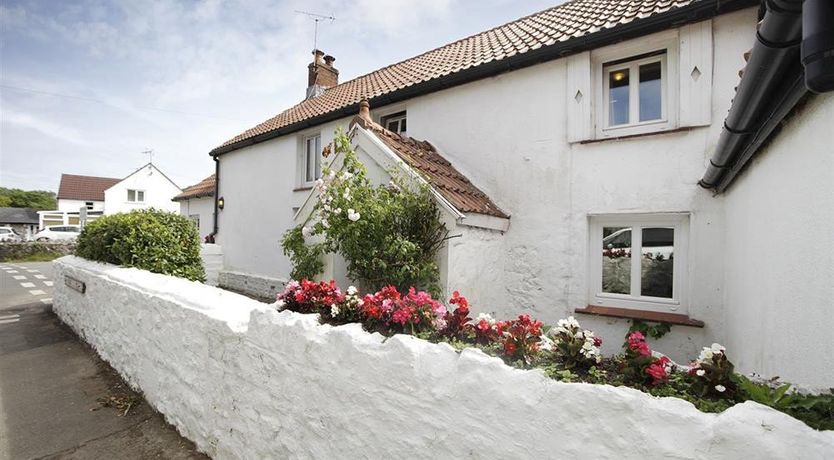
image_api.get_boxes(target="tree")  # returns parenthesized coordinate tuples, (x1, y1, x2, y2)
(0, 187, 57, 209)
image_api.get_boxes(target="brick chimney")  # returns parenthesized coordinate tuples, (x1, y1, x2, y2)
(306, 49, 339, 99)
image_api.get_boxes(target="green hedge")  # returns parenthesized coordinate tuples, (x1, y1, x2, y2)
(75, 209, 205, 282)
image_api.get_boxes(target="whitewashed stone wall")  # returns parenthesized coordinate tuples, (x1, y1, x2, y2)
(200, 244, 223, 286)
(52, 257, 833, 459)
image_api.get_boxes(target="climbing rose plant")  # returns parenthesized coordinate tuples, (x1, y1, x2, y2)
(281, 129, 449, 293)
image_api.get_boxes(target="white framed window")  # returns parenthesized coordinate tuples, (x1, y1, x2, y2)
(603, 52, 667, 130)
(381, 111, 407, 135)
(588, 213, 688, 314)
(301, 133, 322, 186)
(85, 201, 94, 210)
(189, 214, 200, 229)
(127, 189, 145, 203)
(592, 30, 679, 139)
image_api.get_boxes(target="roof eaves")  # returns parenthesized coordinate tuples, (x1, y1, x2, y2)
(210, 0, 758, 157)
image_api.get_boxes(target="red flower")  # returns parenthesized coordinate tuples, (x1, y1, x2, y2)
(627, 331, 651, 357)
(645, 356, 670, 385)
(593, 336, 603, 347)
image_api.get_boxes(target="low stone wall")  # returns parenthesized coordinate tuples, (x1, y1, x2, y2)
(217, 269, 285, 301)
(52, 256, 833, 459)
(0, 242, 75, 262)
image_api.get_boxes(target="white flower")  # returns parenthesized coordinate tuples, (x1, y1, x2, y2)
(321, 219, 330, 229)
(699, 347, 714, 361)
(275, 299, 285, 310)
(476, 313, 496, 325)
(714, 384, 726, 393)
(341, 171, 353, 179)
(347, 209, 360, 222)
(328, 169, 336, 179)
(711, 343, 726, 355)
(301, 226, 312, 238)
(323, 204, 331, 212)
(330, 304, 340, 317)
(315, 178, 324, 189)
(333, 207, 342, 215)
(696, 369, 706, 377)
(347, 286, 358, 296)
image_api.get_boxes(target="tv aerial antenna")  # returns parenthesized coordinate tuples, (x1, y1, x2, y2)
(141, 149, 154, 164)
(295, 10, 336, 52)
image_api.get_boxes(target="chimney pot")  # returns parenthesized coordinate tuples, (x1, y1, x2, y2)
(324, 55, 335, 66)
(306, 50, 339, 99)
(313, 49, 325, 65)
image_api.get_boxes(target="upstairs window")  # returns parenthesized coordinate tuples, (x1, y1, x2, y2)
(603, 51, 667, 131)
(127, 189, 145, 203)
(381, 111, 407, 136)
(302, 134, 322, 185)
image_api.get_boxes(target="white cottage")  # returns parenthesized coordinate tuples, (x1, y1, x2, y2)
(172, 174, 216, 241)
(209, 0, 834, 388)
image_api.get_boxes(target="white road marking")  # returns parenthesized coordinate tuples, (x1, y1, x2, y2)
(13, 275, 26, 280)
(20, 282, 35, 288)
(0, 314, 20, 320)
(26, 270, 39, 273)
(43, 281, 54, 286)
(41, 298, 52, 304)
(35, 274, 47, 279)
(0, 318, 20, 325)
(29, 289, 46, 295)
(7, 270, 18, 273)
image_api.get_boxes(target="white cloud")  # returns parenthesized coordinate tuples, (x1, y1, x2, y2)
(1, 109, 91, 146)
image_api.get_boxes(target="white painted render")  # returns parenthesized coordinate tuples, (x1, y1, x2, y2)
(57, 199, 104, 212)
(103, 163, 181, 215)
(722, 93, 834, 389)
(179, 196, 215, 240)
(52, 257, 834, 459)
(216, 8, 831, 384)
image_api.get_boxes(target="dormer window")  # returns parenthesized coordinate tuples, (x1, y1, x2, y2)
(381, 111, 407, 135)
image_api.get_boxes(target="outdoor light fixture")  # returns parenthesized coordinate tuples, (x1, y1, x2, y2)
(218, 196, 225, 210)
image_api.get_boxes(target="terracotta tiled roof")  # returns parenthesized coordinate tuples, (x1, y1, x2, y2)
(57, 174, 121, 201)
(355, 117, 508, 219)
(173, 174, 216, 201)
(214, 0, 707, 154)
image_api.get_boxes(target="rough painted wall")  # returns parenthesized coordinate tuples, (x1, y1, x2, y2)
(722, 94, 834, 389)
(52, 257, 833, 459)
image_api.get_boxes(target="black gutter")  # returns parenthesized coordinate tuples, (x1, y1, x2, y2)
(211, 0, 757, 157)
(212, 154, 220, 238)
(699, 0, 804, 192)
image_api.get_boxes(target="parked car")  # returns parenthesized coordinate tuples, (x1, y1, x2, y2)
(33, 225, 81, 242)
(602, 227, 674, 259)
(0, 226, 22, 243)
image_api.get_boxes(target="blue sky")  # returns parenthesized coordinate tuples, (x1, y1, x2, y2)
(0, 0, 561, 192)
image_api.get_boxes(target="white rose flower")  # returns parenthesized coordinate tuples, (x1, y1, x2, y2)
(321, 219, 330, 229)
(328, 169, 336, 179)
(347, 286, 358, 296)
(301, 226, 312, 238)
(696, 369, 706, 377)
(347, 209, 360, 222)
(334, 207, 342, 215)
(330, 304, 340, 317)
(714, 384, 726, 393)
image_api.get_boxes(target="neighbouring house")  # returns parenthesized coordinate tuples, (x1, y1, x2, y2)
(0, 207, 39, 240)
(172, 174, 216, 241)
(40, 163, 182, 228)
(209, 0, 833, 388)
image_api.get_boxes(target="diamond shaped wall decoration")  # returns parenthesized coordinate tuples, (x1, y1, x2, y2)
(575, 89, 583, 103)
(691, 66, 702, 81)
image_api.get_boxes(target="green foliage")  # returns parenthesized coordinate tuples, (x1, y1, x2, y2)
(282, 129, 449, 293)
(736, 376, 834, 431)
(0, 187, 57, 209)
(76, 209, 205, 281)
(626, 319, 672, 342)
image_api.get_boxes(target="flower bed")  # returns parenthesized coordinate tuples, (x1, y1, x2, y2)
(277, 279, 834, 431)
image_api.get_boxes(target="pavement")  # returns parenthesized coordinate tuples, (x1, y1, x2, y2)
(0, 261, 209, 460)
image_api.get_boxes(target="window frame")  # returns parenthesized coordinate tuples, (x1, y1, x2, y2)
(381, 111, 407, 135)
(299, 133, 322, 187)
(127, 189, 145, 203)
(602, 53, 668, 131)
(592, 29, 679, 139)
(588, 213, 689, 314)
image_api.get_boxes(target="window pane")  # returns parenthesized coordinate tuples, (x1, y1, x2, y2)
(137, 191, 144, 202)
(608, 69, 630, 126)
(305, 138, 314, 182)
(387, 120, 398, 132)
(127, 190, 135, 202)
(639, 62, 662, 122)
(602, 226, 631, 294)
(400, 118, 407, 134)
(314, 136, 321, 179)
(641, 227, 674, 298)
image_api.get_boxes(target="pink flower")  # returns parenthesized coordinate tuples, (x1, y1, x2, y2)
(645, 356, 670, 385)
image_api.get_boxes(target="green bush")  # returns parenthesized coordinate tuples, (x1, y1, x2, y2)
(75, 209, 205, 282)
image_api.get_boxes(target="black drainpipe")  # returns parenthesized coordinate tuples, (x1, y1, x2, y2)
(212, 154, 220, 238)
(699, 0, 804, 192)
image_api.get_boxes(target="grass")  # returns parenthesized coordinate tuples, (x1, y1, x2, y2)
(1, 252, 64, 263)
